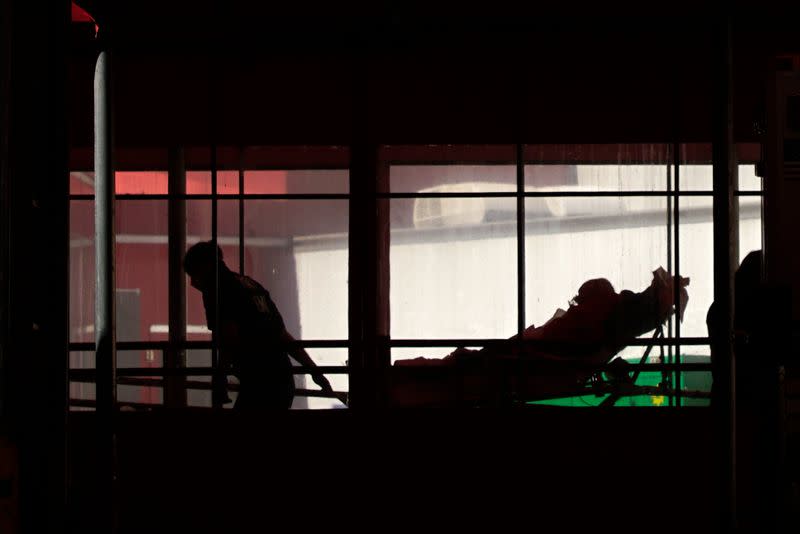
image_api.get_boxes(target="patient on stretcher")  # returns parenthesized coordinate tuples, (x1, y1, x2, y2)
(396, 267, 689, 369)
(391, 268, 689, 405)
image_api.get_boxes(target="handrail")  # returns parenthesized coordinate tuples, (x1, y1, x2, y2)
(68, 336, 713, 352)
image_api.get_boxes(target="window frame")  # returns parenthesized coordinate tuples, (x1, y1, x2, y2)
(68, 146, 352, 410)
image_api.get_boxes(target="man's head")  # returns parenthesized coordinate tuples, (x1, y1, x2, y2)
(184, 241, 225, 292)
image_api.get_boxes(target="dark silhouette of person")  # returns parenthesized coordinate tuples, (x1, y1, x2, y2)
(707, 249, 788, 530)
(394, 268, 689, 405)
(184, 241, 337, 409)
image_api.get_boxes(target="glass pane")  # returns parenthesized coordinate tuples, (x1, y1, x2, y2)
(69, 171, 170, 195)
(244, 199, 348, 340)
(678, 144, 712, 191)
(387, 145, 516, 193)
(116, 171, 168, 195)
(292, 348, 348, 410)
(69, 383, 96, 411)
(738, 164, 762, 192)
(118, 385, 163, 406)
(117, 349, 164, 406)
(70, 200, 94, 343)
(677, 164, 712, 192)
(71, 200, 170, 343)
(69, 350, 95, 369)
(391, 165, 516, 193)
(739, 195, 763, 264)
(391, 198, 517, 339)
(117, 349, 163, 369)
(245, 169, 348, 195)
(117, 200, 168, 341)
(185, 170, 239, 195)
(69, 350, 95, 411)
(187, 171, 210, 195)
(69, 171, 168, 195)
(678, 145, 763, 192)
(186, 386, 213, 408)
(186, 199, 212, 241)
(525, 197, 669, 337)
(678, 199, 714, 343)
(219, 200, 240, 274)
(70, 171, 95, 195)
(186, 349, 214, 408)
(678, 196, 761, 343)
(186, 200, 212, 339)
(525, 144, 670, 192)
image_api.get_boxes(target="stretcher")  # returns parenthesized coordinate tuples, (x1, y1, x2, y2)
(389, 268, 693, 407)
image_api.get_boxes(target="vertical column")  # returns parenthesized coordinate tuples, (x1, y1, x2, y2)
(375, 159, 391, 405)
(348, 54, 388, 409)
(6, 0, 71, 531)
(516, 143, 526, 336)
(210, 143, 222, 408)
(347, 62, 365, 410)
(672, 143, 681, 406)
(0, 0, 11, 429)
(711, 13, 737, 533)
(94, 45, 117, 531)
(238, 148, 245, 275)
(167, 147, 187, 407)
(349, 141, 383, 408)
(95, 50, 116, 421)
(666, 146, 674, 401)
(762, 52, 800, 534)
(208, 48, 223, 409)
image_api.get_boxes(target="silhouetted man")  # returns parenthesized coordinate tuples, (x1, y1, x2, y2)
(184, 241, 336, 409)
(707, 249, 788, 530)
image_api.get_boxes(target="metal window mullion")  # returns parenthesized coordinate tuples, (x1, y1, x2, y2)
(68, 362, 711, 380)
(93, 46, 117, 534)
(94, 50, 116, 414)
(211, 142, 221, 408)
(666, 148, 675, 404)
(167, 147, 187, 408)
(673, 142, 682, 406)
(712, 15, 737, 531)
(386, 337, 713, 347)
(378, 190, 717, 199)
(69, 336, 713, 352)
(348, 154, 366, 408)
(71, 339, 354, 351)
(516, 143, 525, 336)
(72, 190, 728, 201)
(239, 147, 245, 275)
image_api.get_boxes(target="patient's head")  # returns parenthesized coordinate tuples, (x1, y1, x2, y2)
(573, 278, 616, 306)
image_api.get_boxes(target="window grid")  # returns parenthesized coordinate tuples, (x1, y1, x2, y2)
(384, 144, 763, 407)
(70, 144, 763, 409)
(68, 147, 351, 410)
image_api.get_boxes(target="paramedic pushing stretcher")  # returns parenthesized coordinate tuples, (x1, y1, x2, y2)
(184, 241, 337, 409)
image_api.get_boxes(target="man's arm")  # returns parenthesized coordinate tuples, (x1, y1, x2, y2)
(281, 330, 344, 403)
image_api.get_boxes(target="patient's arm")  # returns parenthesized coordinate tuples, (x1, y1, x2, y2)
(605, 269, 689, 345)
